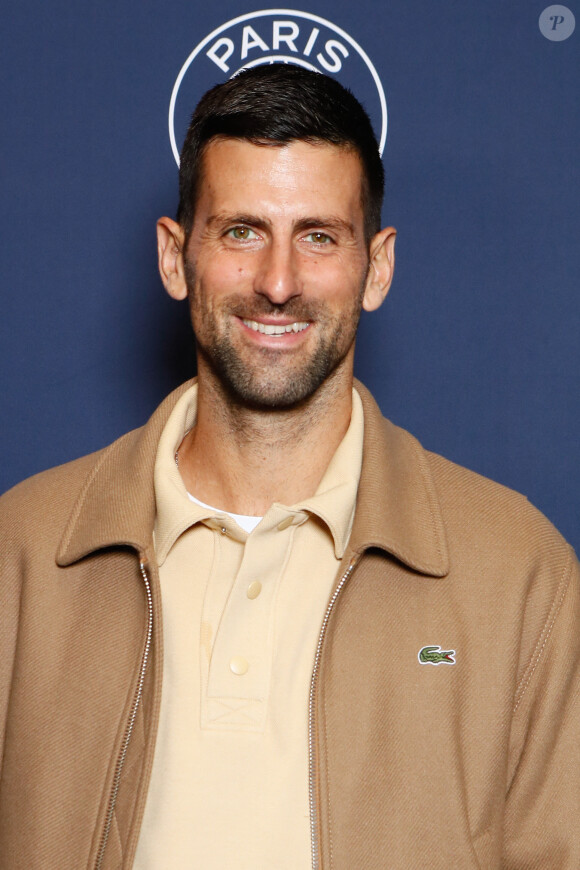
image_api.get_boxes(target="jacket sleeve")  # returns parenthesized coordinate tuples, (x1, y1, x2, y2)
(503, 545, 580, 867)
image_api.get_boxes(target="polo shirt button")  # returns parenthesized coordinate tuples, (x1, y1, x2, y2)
(247, 581, 262, 599)
(230, 656, 249, 675)
(277, 516, 294, 531)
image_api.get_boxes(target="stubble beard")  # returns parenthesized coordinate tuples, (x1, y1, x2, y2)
(184, 261, 364, 410)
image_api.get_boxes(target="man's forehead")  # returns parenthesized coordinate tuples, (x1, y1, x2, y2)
(196, 137, 365, 206)
(199, 136, 362, 176)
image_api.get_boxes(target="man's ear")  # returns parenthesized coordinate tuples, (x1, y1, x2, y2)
(362, 226, 397, 312)
(157, 217, 188, 301)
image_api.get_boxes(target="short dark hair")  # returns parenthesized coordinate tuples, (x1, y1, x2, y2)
(177, 64, 384, 243)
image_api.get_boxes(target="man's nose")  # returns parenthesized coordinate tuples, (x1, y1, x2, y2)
(254, 241, 301, 304)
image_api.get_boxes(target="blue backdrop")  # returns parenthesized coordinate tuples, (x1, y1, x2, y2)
(1, 1, 578, 550)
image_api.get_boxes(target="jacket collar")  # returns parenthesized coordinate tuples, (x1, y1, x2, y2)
(57, 379, 449, 577)
(350, 381, 449, 577)
(57, 382, 193, 566)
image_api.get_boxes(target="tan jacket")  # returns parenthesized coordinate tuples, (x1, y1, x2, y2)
(1, 381, 579, 869)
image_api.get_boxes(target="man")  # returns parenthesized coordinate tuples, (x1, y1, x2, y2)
(0, 65, 579, 869)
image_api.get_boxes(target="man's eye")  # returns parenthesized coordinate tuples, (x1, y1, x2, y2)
(227, 226, 258, 241)
(304, 231, 333, 245)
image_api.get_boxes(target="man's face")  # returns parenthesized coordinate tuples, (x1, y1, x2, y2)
(182, 138, 378, 409)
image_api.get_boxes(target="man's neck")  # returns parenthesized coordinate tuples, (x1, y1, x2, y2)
(176, 371, 354, 517)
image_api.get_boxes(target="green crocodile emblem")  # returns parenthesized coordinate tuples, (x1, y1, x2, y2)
(418, 645, 456, 665)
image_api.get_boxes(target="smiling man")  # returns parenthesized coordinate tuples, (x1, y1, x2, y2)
(157, 134, 394, 515)
(1, 65, 580, 869)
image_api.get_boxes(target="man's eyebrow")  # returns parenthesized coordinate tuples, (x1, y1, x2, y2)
(206, 213, 271, 231)
(206, 213, 356, 237)
(293, 217, 356, 237)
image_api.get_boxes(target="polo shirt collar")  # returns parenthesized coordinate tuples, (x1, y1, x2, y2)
(153, 385, 364, 564)
(290, 388, 363, 558)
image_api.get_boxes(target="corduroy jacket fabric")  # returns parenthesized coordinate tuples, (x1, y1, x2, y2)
(1, 380, 579, 869)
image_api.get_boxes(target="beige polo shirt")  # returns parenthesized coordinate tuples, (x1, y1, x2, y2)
(134, 384, 363, 869)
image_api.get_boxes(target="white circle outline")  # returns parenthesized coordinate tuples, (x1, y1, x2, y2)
(168, 8, 388, 164)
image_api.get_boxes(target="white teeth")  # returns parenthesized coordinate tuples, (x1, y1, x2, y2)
(243, 319, 309, 335)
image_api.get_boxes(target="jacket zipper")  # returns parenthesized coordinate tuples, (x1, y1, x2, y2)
(94, 558, 154, 870)
(308, 552, 361, 870)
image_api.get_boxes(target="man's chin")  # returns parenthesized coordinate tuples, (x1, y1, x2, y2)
(223, 380, 320, 411)
(218, 366, 330, 411)
(199, 337, 346, 410)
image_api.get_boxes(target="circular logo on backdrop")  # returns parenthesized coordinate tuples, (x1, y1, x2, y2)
(539, 5, 576, 40)
(169, 9, 387, 165)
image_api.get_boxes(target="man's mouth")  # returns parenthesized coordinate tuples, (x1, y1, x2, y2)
(242, 319, 309, 335)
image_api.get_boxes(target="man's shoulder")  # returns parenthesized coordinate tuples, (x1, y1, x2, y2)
(0, 380, 193, 534)
(424, 444, 559, 538)
(381, 420, 578, 625)
(423, 441, 527, 506)
(357, 380, 573, 564)
(360, 383, 572, 573)
(414, 438, 575, 583)
(0, 427, 143, 542)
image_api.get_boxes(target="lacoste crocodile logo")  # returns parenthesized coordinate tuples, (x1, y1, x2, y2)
(418, 645, 456, 665)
